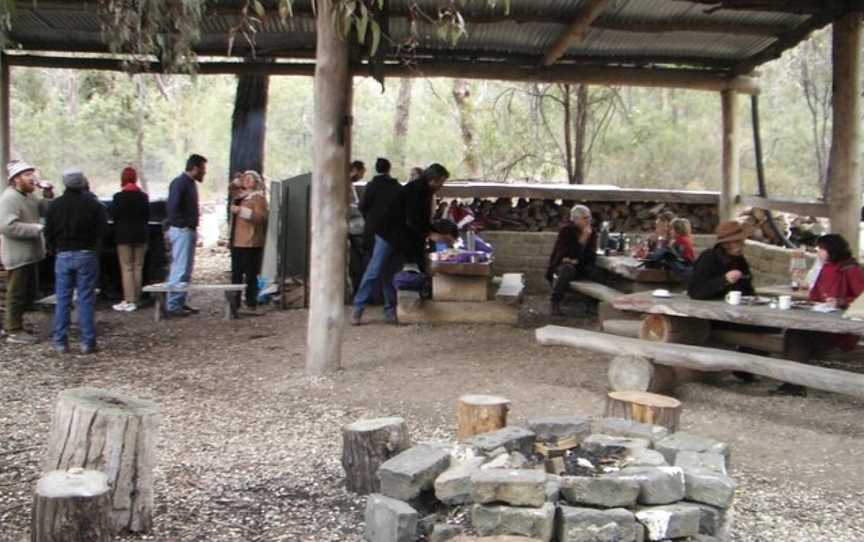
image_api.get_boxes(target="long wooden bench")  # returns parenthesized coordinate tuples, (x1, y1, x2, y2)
(142, 283, 245, 322)
(568, 280, 623, 303)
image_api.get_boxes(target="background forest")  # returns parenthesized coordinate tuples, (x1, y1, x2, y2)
(8, 27, 854, 202)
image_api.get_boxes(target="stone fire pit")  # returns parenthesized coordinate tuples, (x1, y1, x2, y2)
(361, 416, 735, 542)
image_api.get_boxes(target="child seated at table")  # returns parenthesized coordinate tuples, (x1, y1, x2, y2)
(671, 218, 696, 264)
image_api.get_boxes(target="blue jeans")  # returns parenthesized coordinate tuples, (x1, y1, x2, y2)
(53, 250, 98, 348)
(167, 227, 196, 312)
(352, 235, 398, 317)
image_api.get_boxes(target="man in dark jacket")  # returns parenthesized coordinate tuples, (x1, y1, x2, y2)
(351, 158, 402, 325)
(547, 204, 598, 316)
(165, 154, 207, 316)
(389, 163, 450, 272)
(44, 169, 107, 354)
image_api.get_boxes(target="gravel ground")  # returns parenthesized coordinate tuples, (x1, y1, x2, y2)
(3, 247, 864, 541)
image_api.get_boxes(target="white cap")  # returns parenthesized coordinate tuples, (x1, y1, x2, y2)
(7, 160, 35, 182)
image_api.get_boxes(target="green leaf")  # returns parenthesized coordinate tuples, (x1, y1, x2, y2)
(357, 4, 368, 45)
(370, 19, 381, 56)
(253, 0, 266, 17)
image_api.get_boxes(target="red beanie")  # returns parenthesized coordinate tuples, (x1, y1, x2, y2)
(121, 167, 138, 186)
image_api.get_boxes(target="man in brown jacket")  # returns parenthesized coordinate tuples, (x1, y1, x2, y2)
(229, 170, 268, 310)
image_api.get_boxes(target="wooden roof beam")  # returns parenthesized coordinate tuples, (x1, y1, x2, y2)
(541, 0, 611, 67)
(669, 0, 846, 15)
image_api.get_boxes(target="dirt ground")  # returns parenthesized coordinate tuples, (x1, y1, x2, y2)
(3, 248, 864, 541)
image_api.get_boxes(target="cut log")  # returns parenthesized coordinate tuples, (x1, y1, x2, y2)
(605, 391, 682, 432)
(639, 314, 711, 345)
(535, 325, 864, 399)
(456, 394, 511, 441)
(31, 468, 113, 542)
(432, 274, 490, 302)
(43, 388, 160, 534)
(341, 417, 411, 495)
(601, 319, 641, 338)
(607, 355, 678, 394)
(568, 280, 622, 303)
(495, 273, 525, 305)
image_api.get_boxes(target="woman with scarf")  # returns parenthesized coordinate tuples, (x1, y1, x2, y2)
(111, 167, 150, 312)
(229, 170, 268, 310)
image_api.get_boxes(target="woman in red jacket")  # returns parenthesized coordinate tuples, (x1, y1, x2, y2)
(781, 233, 864, 395)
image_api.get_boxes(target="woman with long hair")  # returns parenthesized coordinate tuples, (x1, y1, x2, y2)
(229, 170, 268, 310)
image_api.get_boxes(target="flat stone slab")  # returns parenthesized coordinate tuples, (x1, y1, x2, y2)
(471, 469, 547, 508)
(613, 467, 685, 505)
(635, 503, 701, 541)
(557, 506, 641, 542)
(471, 502, 555, 542)
(435, 457, 485, 505)
(682, 468, 737, 509)
(378, 444, 451, 501)
(527, 416, 591, 444)
(364, 493, 419, 542)
(654, 432, 729, 465)
(559, 476, 640, 508)
(430, 524, 462, 542)
(674, 451, 727, 475)
(591, 417, 670, 444)
(691, 503, 732, 538)
(545, 475, 560, 503)
(464, 427, 536, 456)
(621, 448, 668, 469)
(582, 434, 651, 456)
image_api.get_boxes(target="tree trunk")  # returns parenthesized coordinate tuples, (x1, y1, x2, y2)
(42, 388, 160, 534)
(456, 394, 511, 441)
(307, 0, 351, 376)
(452, 79, 481, 177)
(341, 417, 411, 495)
(390, 77, 414, 172)
(562, 84, 574, 183)
(229, 74, 270, 178)
(605, 391, 682, 432)
(31, 468, 112, 542)
(572, 83, 589, 184)
(135, 77, 148, 192)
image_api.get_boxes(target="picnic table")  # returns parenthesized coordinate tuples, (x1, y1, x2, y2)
(594, 254, 685, 293)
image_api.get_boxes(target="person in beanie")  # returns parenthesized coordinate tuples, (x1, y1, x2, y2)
(44, 168, 107, 354)
(546, 204, 598, 316)
(111, 166, 150, 312)
(165, 154, 207, 317)
(0, 160, 53, 343)
(688, 220, 755, 300)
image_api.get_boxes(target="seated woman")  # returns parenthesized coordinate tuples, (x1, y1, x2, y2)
(546, 204, 597, 316)
(688, 221, 754, 300)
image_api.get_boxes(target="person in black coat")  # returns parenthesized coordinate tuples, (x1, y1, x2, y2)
(688, 220, 755, 300)
(546, 204, 598, 316)
(111, 167, 150, 311)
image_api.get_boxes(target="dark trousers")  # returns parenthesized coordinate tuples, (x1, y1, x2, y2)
(231, 247, 263, 308)
(4, 263, 37, 332)
(551, 263, 596, 303)
(348, 234, 368, 297)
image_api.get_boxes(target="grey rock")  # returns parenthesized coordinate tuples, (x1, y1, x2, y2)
(429, 523, 462, 542)
(557, 506, 640, 542)
(691, 535, 722, 542)
(435, 457, 485, 505)
(418, 513, 440, 537)
(674, 451, 727, 475)
(691, 502, 733, 538)
(654, 432, 729, 465)
(613, 467, 685, 505)
(464, 427, 536, 456)
(471, 469, 547, 507)
(591, 418, 670, 444)
(559, 476, 640, 508)
(487, 447, 508, 458)
(683, 468, 736, 509)
(471, 502, 555, 542)
(378, 444, 451, 501)
(582, 434, 651, 456)
(545, 474, 560, 503)
(527, 416, 591, 444)
(635, 503, 701, 541)
(482, 452, 527, 470)
(364, 493, 419, 542)
(621, 449, 669, 468)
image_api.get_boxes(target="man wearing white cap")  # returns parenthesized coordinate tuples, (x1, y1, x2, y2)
(0, 160, 53, 343)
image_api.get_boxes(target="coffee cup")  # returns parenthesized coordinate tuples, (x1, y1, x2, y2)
(725, 291, 742, 305)
(778, 295, 792, 310)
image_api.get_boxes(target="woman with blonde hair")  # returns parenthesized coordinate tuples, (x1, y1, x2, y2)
(229, 170, 268, 310)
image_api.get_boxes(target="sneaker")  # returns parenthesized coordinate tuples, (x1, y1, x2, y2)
(384, 312, 398, 325)
(6, 332, 38, 344)
(124, 303, 137, 312)
(53, 343, 69, 354)
(79, 344, 98, 355)
(350, 310, 364, 326)
(112, 301, 129, 312)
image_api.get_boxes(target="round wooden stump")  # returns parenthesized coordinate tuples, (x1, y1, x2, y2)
(43, 388, 160, 534)
(341, 417, 411, 495)
(456, 394, 511, 441)
(607, 355, 678, 394)
(639, 314, 711, 383)
(31, 468, 112, 542)
(605, 390, 682, 432)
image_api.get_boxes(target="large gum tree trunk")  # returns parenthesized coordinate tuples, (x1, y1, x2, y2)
(452, 78, 481, 178)
(229, 74, 270, 177)
(390, 78, 414, 172)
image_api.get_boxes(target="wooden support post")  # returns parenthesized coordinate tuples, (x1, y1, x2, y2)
(31, 468, 112, 542)
(341, 417, 411, 495)
(541, 0, 611, 66)
(456, 394, 511, 441)
(0, 53, 10, 167)
(307, 0, 352, 376)
(719, 89, 740, 221)
(827, 12, 862, 257)
(605, 391, 682, 432)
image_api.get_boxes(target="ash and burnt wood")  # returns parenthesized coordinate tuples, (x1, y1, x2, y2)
(605, 390, 682, 432)
(607, 354, 678, 394)
(341, 417, 410, 495)
(456, 394, 511, 441)
(31, 468, 112, 542)
(42, 388, 160, 534)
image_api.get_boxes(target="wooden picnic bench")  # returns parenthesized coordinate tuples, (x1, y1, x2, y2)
(142, 283, 245, 322)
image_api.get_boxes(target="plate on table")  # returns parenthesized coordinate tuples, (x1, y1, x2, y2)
(740, 296, 771, 305)
(652, 289, 672, 298)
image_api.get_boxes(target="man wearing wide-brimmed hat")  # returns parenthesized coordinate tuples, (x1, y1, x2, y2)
(688, 220, 755, 300)
(0, 160, 53, 343)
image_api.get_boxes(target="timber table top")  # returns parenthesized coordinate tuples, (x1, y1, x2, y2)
(758, 284, 810, 301)
(596, 254, 684, 284)
(611, 291, 864, 335)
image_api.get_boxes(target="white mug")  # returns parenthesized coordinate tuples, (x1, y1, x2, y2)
(778, 295, 792, 310)
(725, 291, 742, 305)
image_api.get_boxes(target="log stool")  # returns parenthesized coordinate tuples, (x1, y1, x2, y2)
(605, 390, 682, 432)
(607, 355, 678, 394)
(640, 314, 711, 383)
(43, 388, 160, 534)
(456, 394, 510, 441)
(31, 468, 113, 542)
(341, 417, 411, 495)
